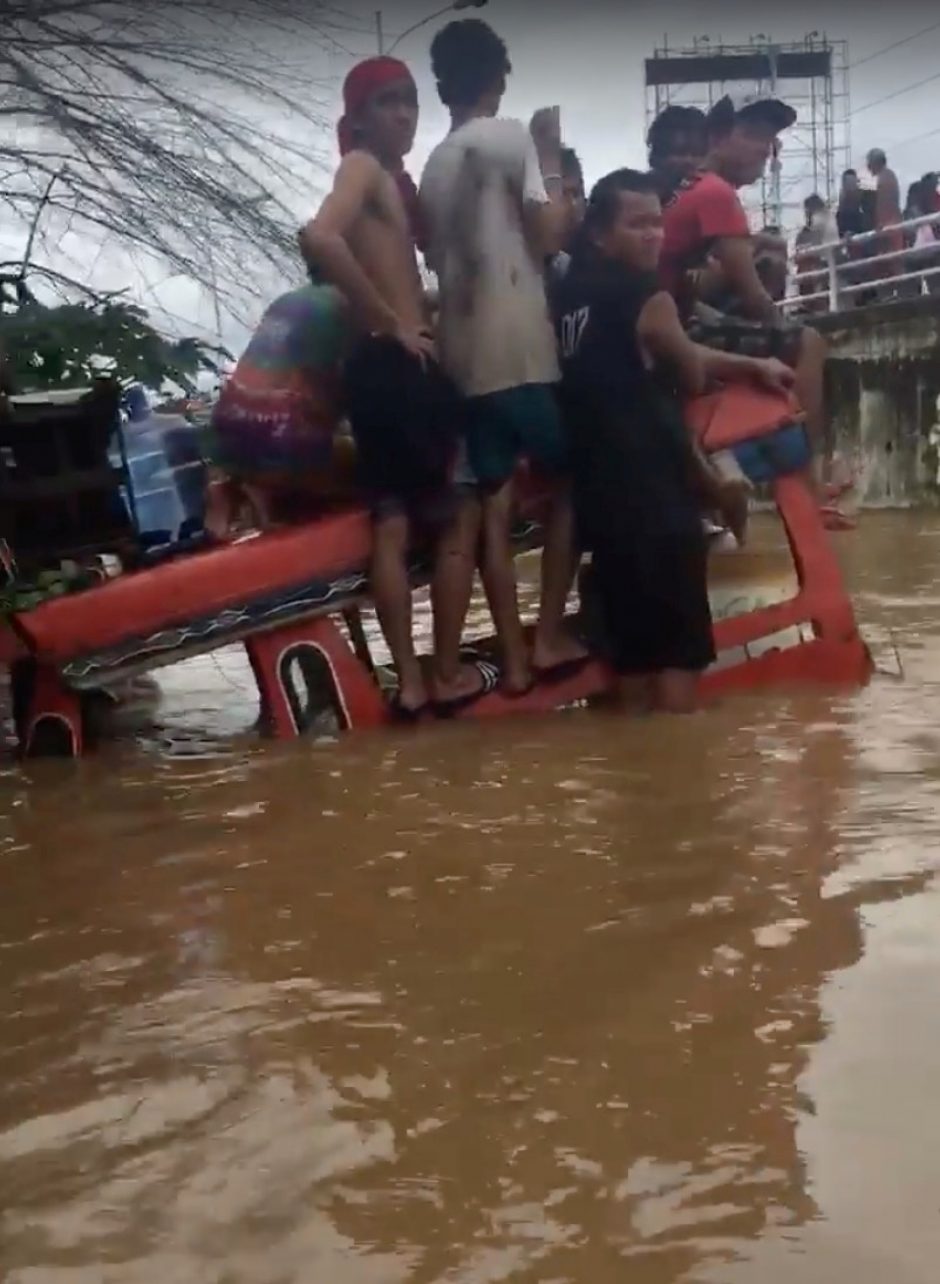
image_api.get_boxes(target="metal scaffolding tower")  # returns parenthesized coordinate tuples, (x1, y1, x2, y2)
(645, 34, 850, 233)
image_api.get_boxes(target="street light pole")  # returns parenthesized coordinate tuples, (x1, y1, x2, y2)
(375, 0, 488, 56)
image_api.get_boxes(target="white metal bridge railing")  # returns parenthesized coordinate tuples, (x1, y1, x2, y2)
(783, 211, 940, 313)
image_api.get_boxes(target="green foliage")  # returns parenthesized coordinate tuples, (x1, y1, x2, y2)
(0, 299, 228, 394)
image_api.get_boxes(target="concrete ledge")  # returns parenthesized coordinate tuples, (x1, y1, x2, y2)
(815, 296, 940, 506)
(816, 294, 940, 340)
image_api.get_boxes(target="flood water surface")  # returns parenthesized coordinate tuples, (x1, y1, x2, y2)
(2, 513, 940, 1282)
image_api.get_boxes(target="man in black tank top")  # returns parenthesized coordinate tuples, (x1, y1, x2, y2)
(553, 169, 794, 714)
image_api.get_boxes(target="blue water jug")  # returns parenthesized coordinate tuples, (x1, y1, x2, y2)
(114, 406, 207, 550)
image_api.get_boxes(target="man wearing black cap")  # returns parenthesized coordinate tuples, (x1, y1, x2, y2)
(659, 94, 849, 528)
(660, 93, 795, 318)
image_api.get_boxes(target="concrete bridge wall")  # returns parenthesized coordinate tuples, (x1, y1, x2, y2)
(818, 296, 940, 507)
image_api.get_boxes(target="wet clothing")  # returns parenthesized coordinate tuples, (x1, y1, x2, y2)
(586, 537, 714, 674)
(659, 172, 804, 364)
(420, 116, 560, 398)
(553, 254, 714, 675)
(344, 333, 460, 526)
(210, 284, 347, 476)
(660, 172, 750, 310)
(685, 303, 803, 366)
(463, 383, 567, 491)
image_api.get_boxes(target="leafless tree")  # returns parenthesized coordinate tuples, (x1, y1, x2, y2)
(0, 0, 369, 314)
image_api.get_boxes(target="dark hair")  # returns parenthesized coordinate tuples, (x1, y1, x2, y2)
(561, 147, 583, 181)
(905, 180, 924, 218)
(647, 105, 707, 165)
(804, 193, 825, 213)
(570, 168, 657, 262)
(430, 19, 511, 109)
(707, 95, 794, 144)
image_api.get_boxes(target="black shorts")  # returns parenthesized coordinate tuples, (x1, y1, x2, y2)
(586, 534, 715, 675)
(344, 334, 460, 525)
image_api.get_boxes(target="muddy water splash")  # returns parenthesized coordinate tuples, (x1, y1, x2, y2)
(2, 514, 940, 1283)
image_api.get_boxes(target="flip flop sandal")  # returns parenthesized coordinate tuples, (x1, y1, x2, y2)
(387, 693, 431, 724)
(431, 660, 501, 719)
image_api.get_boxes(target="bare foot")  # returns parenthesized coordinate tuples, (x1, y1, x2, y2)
(532, 627, 589, 675)
(430, 661, 491, 707)
(824, 457, 857, 502)
(717, 478, 752, 547)
(394, 667, 429, 715)
(501, 664, 534, 697)
(823, 478, 853, 502)
(821, 504, 856, 532)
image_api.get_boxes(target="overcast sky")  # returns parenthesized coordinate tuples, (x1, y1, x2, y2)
(13, 0, 940, 357)
(247, 0, 940, 353)
(358, 0, 940, 187)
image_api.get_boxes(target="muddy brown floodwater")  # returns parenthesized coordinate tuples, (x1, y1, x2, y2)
(2, 512, 940, 1283)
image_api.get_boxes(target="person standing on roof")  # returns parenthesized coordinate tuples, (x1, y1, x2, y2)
(554, 168, 792, 714)
(420, 18, 589, 702)
(301, 56, 490, 722)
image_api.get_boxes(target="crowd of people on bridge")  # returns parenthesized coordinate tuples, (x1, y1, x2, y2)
(795, 153, 940, 307)
(213, 18, 857, 720)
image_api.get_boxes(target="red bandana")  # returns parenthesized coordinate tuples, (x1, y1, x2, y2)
(337, 57, 426, 251)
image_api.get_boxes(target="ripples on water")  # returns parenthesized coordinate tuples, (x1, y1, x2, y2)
(2, 514, 940, 1283)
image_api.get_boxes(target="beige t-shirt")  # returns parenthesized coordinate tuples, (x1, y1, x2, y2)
(419, 117, 560, 398)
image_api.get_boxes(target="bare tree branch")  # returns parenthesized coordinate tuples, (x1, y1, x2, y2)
(20, 166, 62, 275)
(0, 259, 122, 305)
(0, 0, 345, 320)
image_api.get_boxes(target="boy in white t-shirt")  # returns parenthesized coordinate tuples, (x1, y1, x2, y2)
(420, 19, 588, 697)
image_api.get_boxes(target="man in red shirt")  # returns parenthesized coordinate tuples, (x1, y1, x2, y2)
(660, 94, 795, 318)
(660, 94, 849, 527)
